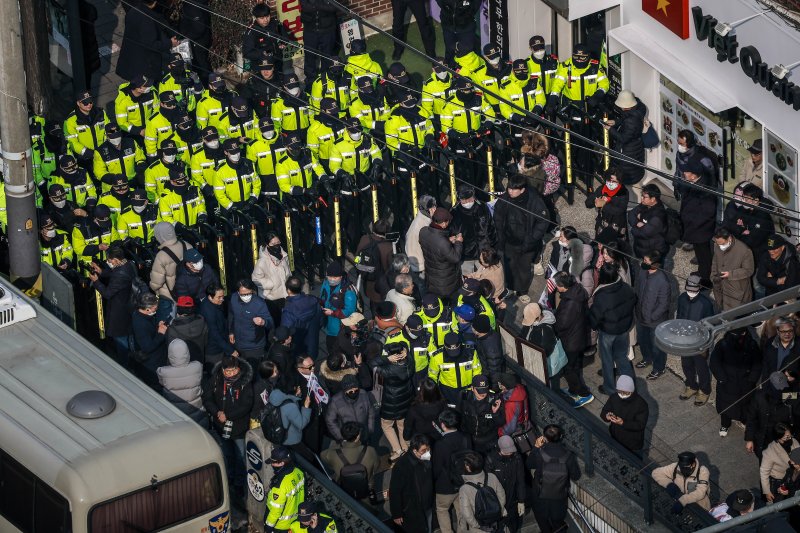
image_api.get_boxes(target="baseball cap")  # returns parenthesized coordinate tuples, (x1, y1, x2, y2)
(177, 295, 195, 308)
(259, 117, 275, 133)
(454, 304, 475, 322)
(222, 138, 240, 152)
(297, 501, 317, 521)
(356, 76, 373, 91)
(201, 126, 219, 141)
(160, 138, 178, 155)
(398, 92, 418, 107)
(319, 97, 338, 115)
(767, 234, 786, 250)
(472, 374, 489, 392)
(388, 62, 409, 83)
(184, 248, 203, 263)
(444, 332, 461, 357)
(94, 204, 112, 219)
(130, 189, 148, 207)
(747, 139, 762, 154)
(341, 312, 365, 327)
(431, 207, 452, 223)
(208, 72, 226, 90)
(48, 183, 66, 198)
(498, 435, 516, 454)
(168, 53, 184, 67)
(168, 167, 188, 183)
(76, 90, 94, 105)
(39, 212, 55, 228)
(284, 74, 300, 89)
(345, 117, 361, 134)
(130, 74, 153, 89)
(231, 96, 249, 118)
(159, 91, 177, 106)
(529, 35, 545, 51)
(728, 490, 754, 513)
(462, 278, 480, 294)
(433, 57, 448, 74)
(269, 445, 292, 463)
(256, 56, 275, 70)
(482, 44, 501, 61)
(110, 174, 128, 189)
(453, 77, 472, 90)
(285, 133, 302, 148)
(105, 122, 122, 139)
(405, 314, 424, 334)
(422, 294, 440, 317)
(677, 451, 696, 468)
(59, 154, 79, 173)
(512, 59, 528, 74)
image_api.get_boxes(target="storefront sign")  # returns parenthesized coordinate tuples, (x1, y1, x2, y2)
(277, 0, 304, 60)
(642, 0, 690, 39)
(692, 6, 800, 111)
(763, 128, 799, 237)
(488, 0, 509, 60)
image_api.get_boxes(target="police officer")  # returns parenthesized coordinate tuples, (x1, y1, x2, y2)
(383, 62, 414, 108)
(348, 76, 389, 133)
(246, 56, 283, 120)
(458, 374, 504, 453)
(158, 53, 202, 114)
(172, 114, 203, 160)
(217, 96, 260, 144)
(213, 138, 260, 210)
(158, 167, 207, 227)
(114, 74, 157, 139)
(72, 203, 120, 275)
(197, 72, 237, 130)
(39, 212, 75, 271)
(31, 119, 69, 191)
(118, 189, 157, 242)
(45, 183, 86, 229)
(526, 36, 559, 102)
(242, 3, 287, 73)
(93, 123, 146, 192)
(403, 314, 435, 387)
(455, 278, 496, 329)
(275, 133, 326, 200)
(190, 127, 226, 193)
(472, 44, 512, 113)
(246, 117, 285, 201)
(64, 90, 109, 168)
(428, 331, 483, 405)
(310, 59, 352, 115)
(344, 39, 384, 88)
(289, 501, 338, 533)
(453, 40, 486, 82)
(145, 139, 185, 201)
(264, 446, 305, 532)
(308, 98, 345, 173)
(421, 59, 454, 129)
(50, 155, 98, 209)
(415, 294, 453, 349)
(145, 92, 182, 159)
(499, 60, 545, 125)
(547, 43, 609, 114)
(271, 75, 313, 137)
(98, 174, 133, 224)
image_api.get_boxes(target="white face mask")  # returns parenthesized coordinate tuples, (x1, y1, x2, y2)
(163, 154, 176, 163)
(191, 260, 204, 270)
(605, 181, 619, 190)
(419, 450, 431, 461)
(350, 132, 362, 142)
(618, 392, 632, 400)
(533, 50, 546, 60)
(146, 309, 157, 316)
(143, 87, 152, 94)
(45, 229, 56, 238)
(686, 290, 699, 299)
(205, 139, 220, 149)
(262, 130, 276, 140)
(133, 204, 147, 214)
(461, 201, 474, 209)
(436, 71, 448, 80)
(240, 293, 253, 303)
(677, 145, 688, 154)
(488, 58, 500, 67)
(109, 137, 122, 147)
(718, 242, 732, 252)
(52, 199, 66, 208)
(558, 240, 568, 248)
(288, 87, 301, 96)
(228, 153, 241, 163)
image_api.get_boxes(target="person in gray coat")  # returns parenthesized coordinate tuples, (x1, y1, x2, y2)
(268, 375, 312, 446)
(633, 250, 671, 380)
(324, 374, 376, 443)
(157, 339, 206, 426)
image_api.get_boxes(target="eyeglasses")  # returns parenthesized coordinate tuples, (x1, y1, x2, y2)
(299, 364, 315, 370)
(779, 329, 795, 334)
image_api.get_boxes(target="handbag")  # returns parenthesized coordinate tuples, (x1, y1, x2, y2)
(642, 117, 659, 149)
(547, 339, 568, 377)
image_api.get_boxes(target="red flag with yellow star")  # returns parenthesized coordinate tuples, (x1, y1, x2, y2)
(642, 0, 690, 39)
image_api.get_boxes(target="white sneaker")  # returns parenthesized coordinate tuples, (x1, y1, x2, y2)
(719, 427, 729, 437)
(534, 262, 545, 276)
(518, 295, 531, 304)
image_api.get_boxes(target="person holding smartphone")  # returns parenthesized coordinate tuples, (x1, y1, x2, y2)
(599, 375, 649, 458)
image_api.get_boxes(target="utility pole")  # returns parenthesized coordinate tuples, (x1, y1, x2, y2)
(20, 0, 53, 115)
(0, 0, 40, 286)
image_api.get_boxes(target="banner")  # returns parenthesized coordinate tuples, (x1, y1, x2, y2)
(488, 0, 509, 59)
(764, 128, 799, 239)
(277, 0, 304, 60)
(642, 0, 690, 39)
(339, 19, 363, 56)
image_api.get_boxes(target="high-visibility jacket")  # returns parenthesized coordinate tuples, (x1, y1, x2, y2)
(246, 137, 285, 199)
(40, 231, 74, 268)
(63, 108, 109, 158)
(195, 90, 228, 130)
(157, 185, 207, 226)
(212, 159, 260, 209)
(454, 51, 486, 82)
(344, 53, 383, 89)
(499, 77, 545, 120)
(384, 108, 434, 153)
(455, 294, 497, 330)
(415, 303, 453, 348)
(307, 119, 344, 163)
(329, 137, 381, 176)
(275, 152, 325, 199)
(157, 72, 199, 113)
(144, 111, 176, 158)
(288, 513, 338, 533)
(440, 93, 495, 135)
(98, 190, 132, 224)
(144, 159, 187, 202)
(471, 63, 512, 107)
(409, 334, 436, 373)
(550, 59, 609, 102)
(348, 94, 389, 131)
(428, 346, 482, 390)
(48, 170, 98, 208)
(384, 328, 412, 355)
(310, 73, 353, 115)
(421, 74, 454, 118)
(526, 54, 560, 97)
(72, 221, 120, 271)
(270, 97, 313, 134)
(215, 110, 260, 144)
(189, 145, 225, 189)
(264, 467, 305, 530)
(114, 83, 159, 135)
(30, 116, 61, 186)
(93, 139, 145, 191)
(117, 205, 158, 241)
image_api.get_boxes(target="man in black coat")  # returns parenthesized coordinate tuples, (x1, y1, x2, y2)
(450, 184, 497, 275)
(710, 328, 762, 436)
(604, 91, 646, 186)
(131, 292, 169, 389)
(242, 3, 288, 74)
(600, 375, 649, 456)
(473, 315, 504, 380)
(390, 434, 435, 532)
(493, 175, 549, 301)
(553, 272, 592, 405)
(744, 371, 800, 460)
(435, 0, 481, 64)
(457, 375, 504, 453)
(390, 0, 437, 60)
(300, 0, 340, 83)
(486, 436, 526, 533)
(757, 235, 800, 298)
(420, 208, 463, 303)
(178, 0, 212, 81)
(722, 184, 774, 261)
(675, 162, 718, 283)
(89, 245, 134, 366)
(117, 0, 176, 82)
(627, 183, 668, 259)
(432, 408, 472, 533)
(166, 296, 208, 365)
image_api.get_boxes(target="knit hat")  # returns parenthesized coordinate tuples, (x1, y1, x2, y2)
(616, 375, 635, 393)
(341, 374, 359, 392)
(498, 435, 516, 454)
(326, 261, 345, 277)
(521, 303, 541, 326)
(473, 314, 492, 334)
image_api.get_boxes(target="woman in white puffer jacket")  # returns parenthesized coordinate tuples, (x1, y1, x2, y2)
(251, 231, 292, 325)
(157, 339, 206, 425)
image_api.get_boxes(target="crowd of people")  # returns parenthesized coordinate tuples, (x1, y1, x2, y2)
(8, 0, 800, 531)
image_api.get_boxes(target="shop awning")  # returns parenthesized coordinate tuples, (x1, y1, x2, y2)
(608, 24, 738, 113)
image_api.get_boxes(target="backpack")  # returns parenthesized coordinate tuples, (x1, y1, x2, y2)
(664, 207, 683, 245)
(335, 447, 370, 499)
(260, 399, 293, 444)
(354, 237, 383, 282)
(697, 145, 721, 185)
(159, 241, 188, 299)
(537, 448, 570, 500)
(465, 472, 503, 529)
(129, 269, 151, 311)
(327, 283, 363, 314)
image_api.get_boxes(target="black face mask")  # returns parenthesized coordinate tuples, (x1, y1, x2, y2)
(572, 56, 589, 69)
(113, 188, 128, 199)
(678, 465, 694, 477)
(641, 263, 652, 271)
(96, 218, 112, 230)
(287, 147, 302, 159)
(345, 390, 360, 400)
(330, 66, 344, 78)
(458, 90, 472, 101)
(267, 244, 282, 258)
(170, 64, 186, 77)
(514, 72, 528, 81)
(172, 180, 189, 192)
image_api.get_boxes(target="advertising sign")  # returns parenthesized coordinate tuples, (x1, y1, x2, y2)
(764, 128, 800, 239)
(277, 0, 304, 60)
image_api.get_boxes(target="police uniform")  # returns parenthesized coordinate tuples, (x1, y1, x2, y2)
(30, 117, 62, 188)
(213, 139, 260, 209)
(384, 96, 435, 154)
(216, 96, 260, 144)
(144, 92, 182, 158)
(264, 466, 305, 531)
(421, 66, 454, 125)
(97, 175, 133, 225)
(0, 182, 6, 234)
(310, 63, 352, 115)
(190, 128, 226, 191)
(72, 209, 120, 274)
(271, 75, 313, 137)
(172, 115, 204, 161)
(246, 120, 285, 200)
(246, 58, 282, 120)
(197, 73, 237, 130)
(157, 54, 201, 113)
(145, 140, 186, 201)
(39, 226, 75, 269)
(428, 332, 483, 405)
(93, 123, 146, 192)
(49, 156, 98, 208)
(440, 81, 495, 137)
(404, 316, 436, 384)
(288, 513, 338, 533)
(415, 296, 453, 348)
(157, 180, 207, 227)
(526, 36, 560, 98)
(307, 98, 346, 171)
(117, 198, 158, 242)
(63, 91, 109, 162)
(499, 62, 545, 121)
(454, 48, 486, 83)
(114, 76, 159, 136)
(471, 45, 513, 110)
(275, 135, 326, 200)
(348, 77, 389, 132)
(549, 47, 609, 109)
(344, 42, 384, 91)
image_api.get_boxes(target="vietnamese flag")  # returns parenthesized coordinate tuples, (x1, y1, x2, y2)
(642, 0, 690, 39)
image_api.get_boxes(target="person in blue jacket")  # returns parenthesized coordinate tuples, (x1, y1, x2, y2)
(319, 261, 358, 354)
(228, 279, 273, 369)
(198, 282, 237, 373)
(282, 276, 323, 359)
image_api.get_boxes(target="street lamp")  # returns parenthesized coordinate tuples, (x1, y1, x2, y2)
(771, 60, 800, 80)
(714, 10, 771, 37)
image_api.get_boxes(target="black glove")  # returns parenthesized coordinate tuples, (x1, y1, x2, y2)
(335, 169, 348, 181)
(79, 148, 95, 163)
(545, 94, 559, 116)
(424, 135, 438, 151)
(197, 214, 207, 224)
(246, 196, 257, 206)
(373, 159, 384, 175)
(587, 92, 605, 110)
(670, 501, 684, 515)
(665, 483, 682, 499)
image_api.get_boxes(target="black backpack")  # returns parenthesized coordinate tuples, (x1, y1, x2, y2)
(260, 399, 293, 444)
(336, 447, 370, 499)
(664, 207, 683, 245)
(537, 448, 570, 500)
(355, 237, 382, 281)
(465, 472, 503, 529)
(129, 269, 151, 311)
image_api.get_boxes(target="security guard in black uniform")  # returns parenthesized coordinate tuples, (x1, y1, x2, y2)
(246, 56, 283, 120)
(242, 3, 287, 73)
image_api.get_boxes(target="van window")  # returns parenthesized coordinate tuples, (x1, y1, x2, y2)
(0, 450, 71, 532)
(89, 464, 223, 532)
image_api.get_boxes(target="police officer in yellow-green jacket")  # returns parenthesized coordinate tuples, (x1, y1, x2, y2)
(158, 168, 207, 227)
(117, 189, 158, 242)
(309, 59, 352, 115)
(31, 118, 69, 190)
(97, 174, 133, 225)
(329, 118, 383, 178)
(546, 43, 609, 114)
(63, 90, 109, 167)
(39, 213, 75, 271)
(344, 39, 383, 90)
(72, 204, 120, 275)
(307, 98, 345, 172)
(144, 91, 182, 159)
(456, 278, 496, 329)
(114, 74, 158, 139)
(403, 315, 436, 387)
(470, 44, 512, 111)
(271, 75, 313, 137)
(289, 501, 338, 533)
(499, 60, 545, 123)
(213, 139, 260, 210)
(274, 133, 326, 201)
(415, 294, 453, 349)
(264, 446, 305, 532)
(348, 76, 389, 133)
(49, 155, 98, 208)
(246, 118, 285, 201)
(384, 93, 435, 154)
(158, 53, 202, 114)
(171, 114, 203, 162)
(453, 41, 485, 82)
(190, 127, 226, 193)
(428, 332, 482, 405)
(421, 59, 454, 128)
(145, 139, 186, 202)
(216, 96, 260, 144)
(0, 182, 6, 234)
(526, 35, 560, 103)
(440, 77, 495, 138)
(93, 123, 146, 193)
(196, 72, 236, 130)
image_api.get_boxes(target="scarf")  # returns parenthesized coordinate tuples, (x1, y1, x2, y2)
(600, 183, 622, 201)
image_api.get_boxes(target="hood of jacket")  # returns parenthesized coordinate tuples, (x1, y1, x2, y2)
(320, 362, 357, 382)
(269, 386, 301, 406)
(154, 221, 177, 246)
(533, 309, 556, 326)
(506, 384, 527, 402)
(209, 358, 253, 388)
(167, 338, 190, 367)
